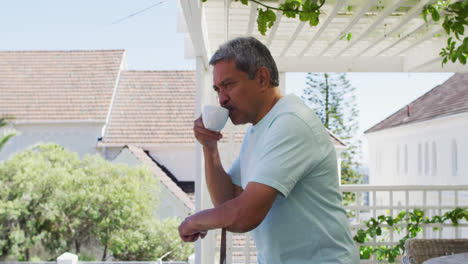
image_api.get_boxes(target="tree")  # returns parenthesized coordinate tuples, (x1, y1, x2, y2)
(0, 117, 16, 152)
(302, 73, 363, 187)
(0, 143, 193, 261)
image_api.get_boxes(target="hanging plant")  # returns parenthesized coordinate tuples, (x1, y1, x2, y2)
(423, 0, 468, 65)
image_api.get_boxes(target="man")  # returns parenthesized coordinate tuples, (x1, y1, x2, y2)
(178, 37, 359, 263)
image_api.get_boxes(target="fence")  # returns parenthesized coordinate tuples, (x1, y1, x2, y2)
(217, 185, 468, 264)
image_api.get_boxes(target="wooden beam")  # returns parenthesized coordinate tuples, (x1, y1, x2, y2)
(374, 19, 436, 57)
(318, 0, 378, 57)
(246, 2, 258, 36)
(280, 21, 306, 57)
(335, 0, 407, 57)
(299, 0, 347, 57)
(179, 0, 211, 69)
(356, 0, 434, 57)
(397, 28, 444, 56)
(266, 0, 285, 47)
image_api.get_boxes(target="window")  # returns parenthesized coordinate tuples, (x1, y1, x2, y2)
(424, 142, 429, 176)
(432, 141, 437, 176)
(396, 145, 400, 173)
(452, 139, 458, 176)
(404, 144, 408, 174)
(418, 143, 422, 174)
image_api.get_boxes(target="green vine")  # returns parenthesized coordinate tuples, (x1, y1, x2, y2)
(202, 0, 325, 35)
(201, 0, 467, 65)
(353, 207, 468, 262)
(423, 0, 468, 65)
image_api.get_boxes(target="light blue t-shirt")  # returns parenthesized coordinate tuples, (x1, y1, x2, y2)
(228, 94, 359, 264)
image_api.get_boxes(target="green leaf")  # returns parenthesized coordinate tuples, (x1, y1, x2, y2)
(430, 7, 440, 21)
(240, 0, 248, 5)
(347, 32, 352, 41)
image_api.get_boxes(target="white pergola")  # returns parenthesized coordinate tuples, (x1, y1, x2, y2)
(178, 1, 467, 263)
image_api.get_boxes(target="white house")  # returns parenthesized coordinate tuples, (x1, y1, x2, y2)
(364, 74, 468, 235)
(365, 73, 468, 186)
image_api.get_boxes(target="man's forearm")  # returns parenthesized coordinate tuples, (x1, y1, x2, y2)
(203, 145, 236, 206)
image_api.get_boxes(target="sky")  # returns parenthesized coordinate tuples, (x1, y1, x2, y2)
(1, 0, 455, 165)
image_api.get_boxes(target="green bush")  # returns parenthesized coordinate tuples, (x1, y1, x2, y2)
(0, 143, 193, 261)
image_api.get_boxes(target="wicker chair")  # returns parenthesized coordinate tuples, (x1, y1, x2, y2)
(401, 238, 468, 264)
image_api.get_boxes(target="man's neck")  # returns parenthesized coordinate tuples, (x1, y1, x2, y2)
(252, 87, 283, 125)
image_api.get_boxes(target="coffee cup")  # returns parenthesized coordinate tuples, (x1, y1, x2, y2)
(202, 105, 229, 131)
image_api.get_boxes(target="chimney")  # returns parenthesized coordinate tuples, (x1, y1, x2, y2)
(407, 105, 411, 117)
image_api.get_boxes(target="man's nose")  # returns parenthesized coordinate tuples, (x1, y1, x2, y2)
(218, 90, 229, 106)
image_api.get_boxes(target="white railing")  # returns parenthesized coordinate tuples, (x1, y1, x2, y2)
(218, 185, 468, 264)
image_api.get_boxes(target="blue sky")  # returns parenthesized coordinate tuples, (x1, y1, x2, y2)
(1, 0, 454, 164)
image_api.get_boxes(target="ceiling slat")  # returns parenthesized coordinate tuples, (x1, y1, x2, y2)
(280, 21, 306, 57)
(318, 0, 378, 57)
(374, 18, 436, 57)
(266, 0, 285, 47)
(246, 2, 258, 35)
(356, 0, 434, 57)
(409, 57, 442, 71)
(397, 28, 444, 56)
(334, 0, 407, 57)
(298, 0, 347, 57)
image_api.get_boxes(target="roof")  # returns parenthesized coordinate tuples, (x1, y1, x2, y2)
(125, 145, 194, 212)
(101, 71, 196, 146)
(0, 50, 125, 122)
(365, 73, 468, 133)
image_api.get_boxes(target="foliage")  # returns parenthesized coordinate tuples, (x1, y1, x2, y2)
(202, 0, 325, 35)
(302, 73, 363, 190)
(423, 0, 468, 66)
(0, 117, 16, 152)
(109, 218, 193, 261)
(354, 207, 468, 262)
(0, 143, 193, 261)
(201, 0, 466, 65)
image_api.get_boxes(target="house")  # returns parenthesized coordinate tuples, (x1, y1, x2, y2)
(1, 50, 348, 220)
(364, 74, 468, 234)
(0, 50, 195, 218)
(0, 50, 126, 159)
(365, 73, 468, 186)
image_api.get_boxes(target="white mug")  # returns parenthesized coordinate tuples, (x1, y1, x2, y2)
(202, 105, 229, 131)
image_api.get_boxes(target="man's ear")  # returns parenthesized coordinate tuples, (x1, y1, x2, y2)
(255, 66, 271, 91)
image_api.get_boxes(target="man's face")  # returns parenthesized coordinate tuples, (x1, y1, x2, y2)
(212, 60, 261, 125)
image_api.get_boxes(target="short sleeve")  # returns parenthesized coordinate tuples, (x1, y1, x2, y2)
(228, 156, 242, 187)
(250, 113, 326, 197)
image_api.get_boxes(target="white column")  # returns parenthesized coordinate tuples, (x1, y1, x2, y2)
(195, 56, 216, 264)
(279, 71, 286, 95)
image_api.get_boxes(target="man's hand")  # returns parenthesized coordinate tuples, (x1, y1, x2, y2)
(178, 216, 208, 242)
(193, 115, 223, 150)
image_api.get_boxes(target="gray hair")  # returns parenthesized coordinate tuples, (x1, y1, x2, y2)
(209, 37, 279, 87)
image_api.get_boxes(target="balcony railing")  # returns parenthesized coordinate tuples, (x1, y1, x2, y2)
(217, 185, 468, 264)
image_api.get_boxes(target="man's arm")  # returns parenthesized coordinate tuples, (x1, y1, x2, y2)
(178, 182, 277, 242)
(194, 116, 243, 206)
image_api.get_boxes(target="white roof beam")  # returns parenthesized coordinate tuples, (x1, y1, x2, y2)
(266, 0, 285, 47)
(356, 0, 434, 57)
(299, 0, 347, 57)
(246, 2, 258, 35)
(374, 18, 435, 57)
(179, 0, 211, 69)
(409, 56, 442, 71)
(225, 0, 231, 40)
(280, 21, 306, 57)
(334, 0, 407, 58)
(318, 0, 378, 57)
(397, 28, 444, 56)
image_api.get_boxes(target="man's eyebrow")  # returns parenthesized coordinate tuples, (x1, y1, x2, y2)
(213, 77, 234, 91)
